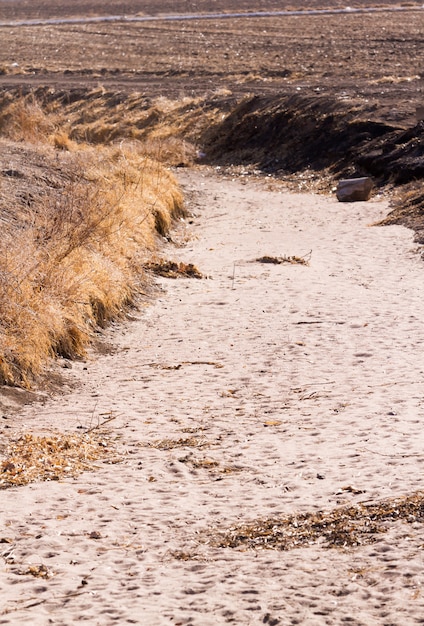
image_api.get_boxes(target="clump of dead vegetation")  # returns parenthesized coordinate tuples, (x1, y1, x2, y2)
(0, 137, 184, 386)
(206, 492, 424, 551)
(20, 564, 53, 579)
(0, 431, 115, 488)
(0, 97, 57, 144)
(145, 259, 203, 278)
(378, 181, 424, 234)
(255, 253, 310, 266)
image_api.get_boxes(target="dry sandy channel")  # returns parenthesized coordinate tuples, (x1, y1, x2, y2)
(1, 169, 424, 625)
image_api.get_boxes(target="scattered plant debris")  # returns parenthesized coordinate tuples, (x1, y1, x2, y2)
(146, 259, 203, 278)
(204, 491, 424, 551)
(88, 530, 102, 540)
(177, 455, 242, 475)
(0, 432, 117, 488)
(338, 485, 366, 495)
(219, 465, 244, 475)
(145, 437, 209, 451)
(179, 456, 220, 470)
(255, 253, 310, 266)
(19, 564, 52, 579)
(180, 426, 208, 434)
(168, 550, 196, 561)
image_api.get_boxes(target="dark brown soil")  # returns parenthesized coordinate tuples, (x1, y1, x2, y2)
(203, 93, 424, 183)
(0, 4, 421, 121)
(0, 0, 419, 21)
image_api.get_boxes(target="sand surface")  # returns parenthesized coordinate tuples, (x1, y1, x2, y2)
(1, 170, 424, 624)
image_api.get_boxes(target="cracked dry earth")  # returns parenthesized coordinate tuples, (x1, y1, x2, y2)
(1, 170, 424, 625)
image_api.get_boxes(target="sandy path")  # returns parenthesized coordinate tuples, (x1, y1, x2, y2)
(1, 169, 424, 625)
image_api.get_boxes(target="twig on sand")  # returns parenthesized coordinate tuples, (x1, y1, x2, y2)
(292, 381, 336, 388)
(366, 380, 424, 388)
(296, 320, 345, 325)
(86, 414, 118, 433)
(147, 361, 224, 370)
(359, 447, 422, 458)
(1, 599, 47, 615)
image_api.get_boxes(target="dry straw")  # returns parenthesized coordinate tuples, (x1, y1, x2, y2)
(0, 432, 115, 488)
(206, 492, 424, 551)
(0, 91, 208, 166)
(0, 131, 184, 386)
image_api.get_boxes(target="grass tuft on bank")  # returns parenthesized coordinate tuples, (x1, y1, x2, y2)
(0, 139, 183, 387)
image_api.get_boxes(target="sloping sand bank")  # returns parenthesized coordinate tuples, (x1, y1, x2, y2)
(1, 170, 424, 625)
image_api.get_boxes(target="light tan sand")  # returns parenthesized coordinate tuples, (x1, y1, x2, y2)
(1, 169, 424, 625)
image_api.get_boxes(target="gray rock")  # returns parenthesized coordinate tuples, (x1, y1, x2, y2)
(336, 177, 373, 202)
(416, 106, 424, 122)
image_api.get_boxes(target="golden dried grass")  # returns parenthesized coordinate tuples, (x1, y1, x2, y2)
(0, 97, 57, 143)
(0, 140, 184, 386)
(0, 90, 222, 166)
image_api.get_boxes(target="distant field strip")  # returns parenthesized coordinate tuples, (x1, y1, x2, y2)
(0, 5, 422, 27)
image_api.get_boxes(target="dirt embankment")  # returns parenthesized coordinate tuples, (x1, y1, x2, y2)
(202, 93, 424, 184)
(200, 93, 424, 230)
(0, 131, 184, 387)
(1, 87, 422, 232)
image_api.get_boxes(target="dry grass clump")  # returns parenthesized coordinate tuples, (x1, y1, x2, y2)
(21, 564, 52, 579)
(0, 431, 115, 488)
(378, 181, 424, 234)
(129, 136, 197, 167)
(145, 259, 203, 278)
(0, 97, 57, 143)
(63, 93, 215, 160)
(255, 254, 310, 266)
(206, 492, 424, 551)
(0, 139, 184, 386)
